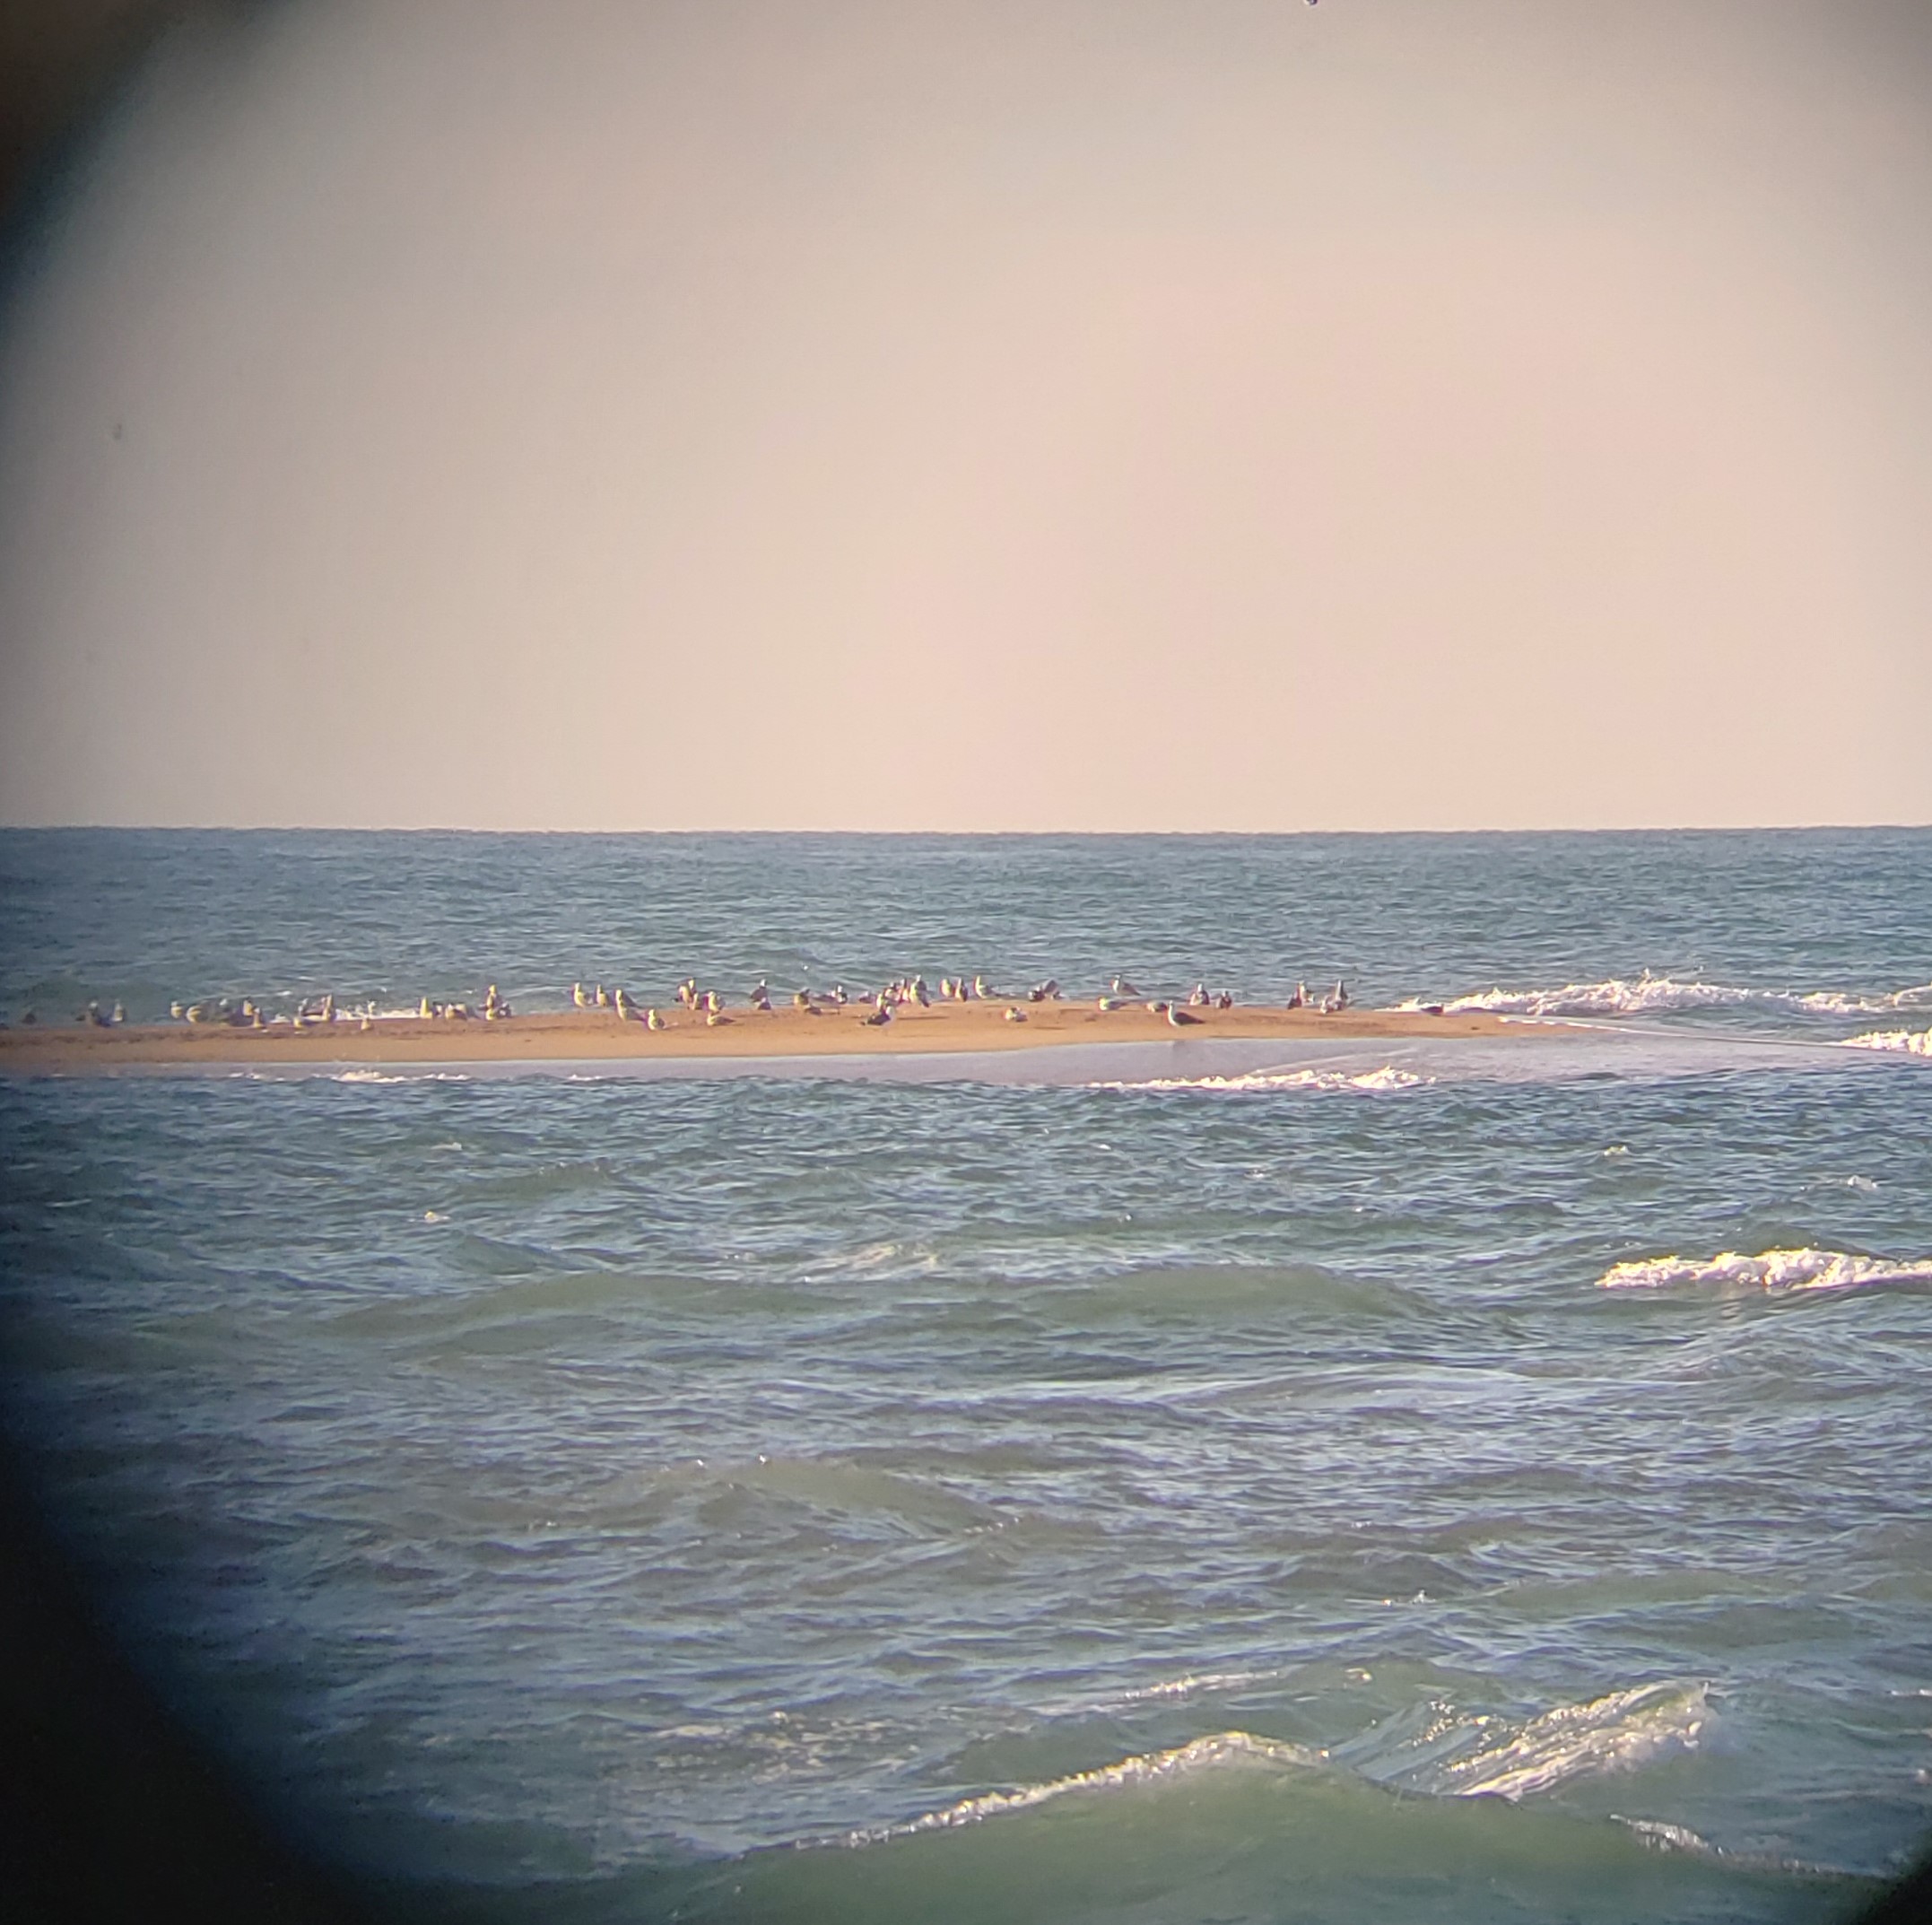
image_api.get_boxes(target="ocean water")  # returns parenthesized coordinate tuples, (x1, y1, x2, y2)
(2, 827, 1929, 1924)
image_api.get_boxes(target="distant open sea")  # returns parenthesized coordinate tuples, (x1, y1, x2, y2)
(3, 828, 1930, 1923)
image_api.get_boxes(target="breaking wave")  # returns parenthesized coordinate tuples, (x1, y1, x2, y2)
(1396, 974, 1932, 1021)
(849, 1731, 1324, 1842)
(326, 1068, 472, 1084)
(1405, 1681, 1710, 1801)
(1093, 1066, 1428, 1093)
(1597, 1247, 1932, 1293)
(1842, 1025, 1932, 1056)
(854, 1679, 1711, 1851)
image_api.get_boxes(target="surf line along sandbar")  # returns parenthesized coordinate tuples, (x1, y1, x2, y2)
(0, 1002, 1570, 1076)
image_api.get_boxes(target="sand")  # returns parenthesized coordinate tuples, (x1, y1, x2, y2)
(0, 1000, 1561, 1075)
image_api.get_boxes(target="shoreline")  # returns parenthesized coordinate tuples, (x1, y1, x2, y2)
(0, 1002, 1558, 1076)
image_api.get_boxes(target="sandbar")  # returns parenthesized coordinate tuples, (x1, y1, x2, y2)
(0, 1002, 1563, 1076)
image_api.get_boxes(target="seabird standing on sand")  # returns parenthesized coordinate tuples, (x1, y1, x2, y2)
(1004, 1006, 1026, 1023)
(572, 982, 588, 1008)
(646, 1007, 667, 1030)
(1168, 1002, 1198, 1026)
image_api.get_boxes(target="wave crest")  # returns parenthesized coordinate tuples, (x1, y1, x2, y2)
(1597, 1247, 1932, 1293)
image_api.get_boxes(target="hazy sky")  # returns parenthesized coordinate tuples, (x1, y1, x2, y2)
(2, 0, 1928, 831)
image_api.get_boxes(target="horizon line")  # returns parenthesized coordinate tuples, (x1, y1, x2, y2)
(4, 820, 1929, 838)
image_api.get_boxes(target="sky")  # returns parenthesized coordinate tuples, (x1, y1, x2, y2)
(1, 0, 1928, 832)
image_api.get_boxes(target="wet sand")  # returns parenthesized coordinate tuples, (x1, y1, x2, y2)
(0, 1002, 1561, 1075)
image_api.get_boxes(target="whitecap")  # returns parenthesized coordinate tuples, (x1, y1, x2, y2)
(1596, 1247, 1932, 1293)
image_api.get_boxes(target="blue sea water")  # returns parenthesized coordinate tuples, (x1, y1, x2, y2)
(2, 828, 1929, 1923)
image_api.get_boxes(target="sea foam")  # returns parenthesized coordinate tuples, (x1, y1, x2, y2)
(1597, 1248, 1932, 1293)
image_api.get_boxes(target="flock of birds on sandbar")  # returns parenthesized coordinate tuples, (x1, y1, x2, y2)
(38, 975, 1354, 1032)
